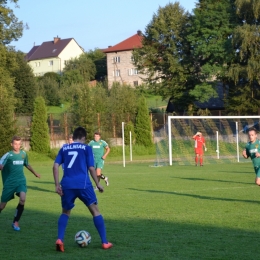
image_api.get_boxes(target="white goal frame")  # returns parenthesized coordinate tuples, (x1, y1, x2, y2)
(167, 115, 260, 166)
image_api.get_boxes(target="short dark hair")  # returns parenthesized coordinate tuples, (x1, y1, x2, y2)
(12, 136, 22, 143)
(94, 132, 101, 136)
(73, 127, 87, 140)
(248, 127, 258, 134)
(68, 134, 73, 139)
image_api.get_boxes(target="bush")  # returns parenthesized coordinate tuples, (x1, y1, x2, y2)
(48, 148, 59, 160)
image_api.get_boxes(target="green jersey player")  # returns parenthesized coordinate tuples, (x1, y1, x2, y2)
(89, 132, 110, 187)
(0, 136, 40, 231)
(242, 127, 260, 186)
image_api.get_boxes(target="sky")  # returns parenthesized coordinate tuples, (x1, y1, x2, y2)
(9, 0, 197, 53)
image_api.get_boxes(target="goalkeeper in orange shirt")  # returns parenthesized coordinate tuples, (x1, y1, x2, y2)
(192, 132, 207, 166)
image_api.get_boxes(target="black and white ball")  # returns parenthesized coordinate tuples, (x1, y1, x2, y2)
(75, 230, 91, 247)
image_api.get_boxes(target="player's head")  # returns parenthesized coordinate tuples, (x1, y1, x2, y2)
(68, 134, 73, 144)
(248, 127, 258, 142)
(94, 132, 101, 142)
(11, 136, 22, 152)
(73, 127, 87, 142)
(196, 132, 202, 136)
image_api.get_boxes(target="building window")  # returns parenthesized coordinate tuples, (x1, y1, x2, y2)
(35, 62, 40, 67)
(128, 68, 138, 76)
(133, 81, 138, 86)
(130, 56, 135, 62)
(113, 56, 120, 63)
(113, 70, 120, 77)
(49, 60, 53, 66)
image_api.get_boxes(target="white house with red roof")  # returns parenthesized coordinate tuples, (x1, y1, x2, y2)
(103, 30, 146, 87)
(26, 37, 84, 76)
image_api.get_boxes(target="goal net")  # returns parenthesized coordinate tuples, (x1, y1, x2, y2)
(166, 115, 260, 166)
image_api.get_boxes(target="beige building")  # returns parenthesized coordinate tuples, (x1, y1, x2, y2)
(26, 37, 84, 76)
(103, 30, 146, 87)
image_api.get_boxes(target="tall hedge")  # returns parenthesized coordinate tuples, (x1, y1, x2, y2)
(135, 96, 153, 147)
(30, 96, 50, 153)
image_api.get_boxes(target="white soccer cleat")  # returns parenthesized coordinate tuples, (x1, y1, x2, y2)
(105, 177, 109, 186)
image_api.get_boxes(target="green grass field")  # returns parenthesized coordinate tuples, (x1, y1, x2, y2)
(0, 158, 259, 260)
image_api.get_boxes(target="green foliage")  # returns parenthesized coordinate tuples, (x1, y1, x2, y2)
(12, 51, 37, 113)
(0, 84, 16, 155)
(63, 53, 96, 83)
(225, 1, 260, 114)
(189, 82, 218, 103)
(135, 96, 153, 147)
(69, 83, 96, 138)
(86, 49, 107, 81)
(124, 121, 135, 145)
(30, 96, 50, 153)
(0, 0, 23, 45)
(36, 77, 61, 106)
(106, 83, 138, 132)
(48, 148, 59, 160)
(133, 3, 190, 103)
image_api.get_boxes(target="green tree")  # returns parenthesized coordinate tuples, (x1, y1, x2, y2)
(0, 0, 23, 45)
(0, 84, 16, 155)
(30, 96, 50, 153)
(70, 83, 96, 139)
(107, 83, 138, 135)
(12, 51, 37, 113)
(36, 76, 61, 106)
(124, 121, 135, 145)
(86, 49, 107, 81)
(133, 3, 190, 106)
(225, 0, 260, 114)
(135, 96, 153, 147)
(63, 53, 96, 83)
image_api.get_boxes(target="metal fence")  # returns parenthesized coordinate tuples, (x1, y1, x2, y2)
(15, 112, 168, 149)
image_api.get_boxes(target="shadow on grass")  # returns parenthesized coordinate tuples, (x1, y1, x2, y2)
(170, 176, 253, 185)
(27, 185, 55, 193)
(128, 188, 260, 205)
(0, 207, 259, 260)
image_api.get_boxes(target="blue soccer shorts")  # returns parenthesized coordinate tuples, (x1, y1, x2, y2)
(61, 187, 97, 210)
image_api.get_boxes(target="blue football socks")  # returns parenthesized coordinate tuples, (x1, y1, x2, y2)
(58, 214, 69, 241)
(93, 215, 107, 243)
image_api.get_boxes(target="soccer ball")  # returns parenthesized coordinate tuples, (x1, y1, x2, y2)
(75, 230, 91, 247)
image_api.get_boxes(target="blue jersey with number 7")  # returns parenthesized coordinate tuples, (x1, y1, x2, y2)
(55, 142, 95, 189)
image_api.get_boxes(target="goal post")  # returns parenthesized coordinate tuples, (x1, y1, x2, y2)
(167, 115, 260, 166)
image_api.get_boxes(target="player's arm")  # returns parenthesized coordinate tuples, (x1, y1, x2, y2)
(53, 162, 63, 196)
(242, 149, 248, 159)
(89, 166, 104, 192)
(25, 165, 41, 178)
(102, 146, 110, 160)
(0, 152, 9, 170)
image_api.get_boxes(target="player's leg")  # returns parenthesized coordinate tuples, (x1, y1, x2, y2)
(195, 151, 199, 166)
(199, 153, 203, 166)
(88, 203, 113, 249)
(80, 188, 112, 249)
(56, 189, 75, 252)
(254, 167, 260, 186)
(97, 160, 109, 186)
(0, 202, 7, 213)
(12, 191, 26, 231)
(100, 173, 109, 186)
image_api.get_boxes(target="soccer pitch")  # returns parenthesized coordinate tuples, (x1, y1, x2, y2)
(0, 160, 259, 260)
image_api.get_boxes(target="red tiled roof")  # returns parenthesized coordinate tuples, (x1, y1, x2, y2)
(26, 38, 74, 61)
(25, 45, 39, 60)
(103, 33, 143, 53)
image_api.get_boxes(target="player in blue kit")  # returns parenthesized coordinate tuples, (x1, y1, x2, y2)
(53, 127, 113, 252)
